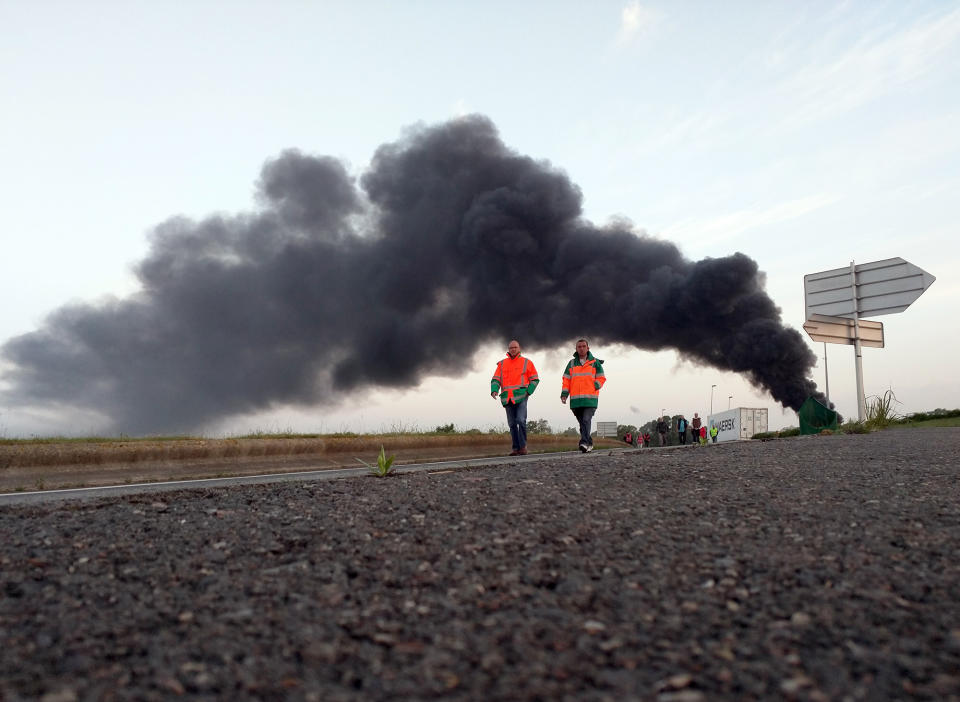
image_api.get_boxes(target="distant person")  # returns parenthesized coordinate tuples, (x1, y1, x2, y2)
(710, 424, 718, 443)
(490, 339, 539, 456)
(700, 425, 707, 444)
(560, 338, 606, 452)
(676, 415, 688, 445)
(643, 431, 651, 448)
(692, 413, 702, 441)
(624, 432, 632, 445)
(656, 416, 668, 446)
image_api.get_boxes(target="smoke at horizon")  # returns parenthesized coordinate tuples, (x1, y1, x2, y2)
(1, 115, 823, 434)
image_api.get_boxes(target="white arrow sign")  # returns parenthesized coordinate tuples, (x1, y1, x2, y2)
(804, 257, 936, 320)
(803, 257, 935, 423)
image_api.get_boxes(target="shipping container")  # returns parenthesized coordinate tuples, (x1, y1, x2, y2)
(707, 408, 768, 442)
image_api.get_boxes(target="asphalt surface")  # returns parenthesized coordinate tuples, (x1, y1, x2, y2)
(1, 428, 958, 701)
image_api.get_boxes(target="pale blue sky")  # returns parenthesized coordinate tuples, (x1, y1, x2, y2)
(2, 1, 958, 436)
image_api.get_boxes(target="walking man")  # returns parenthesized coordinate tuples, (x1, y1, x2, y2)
(491, 340, 539, 456)
(656, 416, 668, 446)
(676, 415, 688, 445)
(561, 339, 606, 452)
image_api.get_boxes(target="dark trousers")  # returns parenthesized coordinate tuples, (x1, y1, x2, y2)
(678, 428, 686, 444)
(505, 399, 528, 450)
(572, 406, 595, 446)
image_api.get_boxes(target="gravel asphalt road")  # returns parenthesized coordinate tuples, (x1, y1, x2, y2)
(1, 428, 958, 701)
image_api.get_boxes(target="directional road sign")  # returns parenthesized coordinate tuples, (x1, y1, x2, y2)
(803, 314, 884, 348)
(596, 421, 618, 438)
(804, 257, 936, 320)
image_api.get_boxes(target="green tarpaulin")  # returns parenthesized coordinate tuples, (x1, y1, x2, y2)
(799, 396, 838, 435)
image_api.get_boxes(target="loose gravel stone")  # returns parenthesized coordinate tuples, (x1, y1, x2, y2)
(1, 428, 959, 700)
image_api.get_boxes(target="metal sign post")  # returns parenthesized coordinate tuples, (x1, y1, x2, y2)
(804, 257, 935, 421)
(849, 261, 866, 421)
(823, 342, 829, 407)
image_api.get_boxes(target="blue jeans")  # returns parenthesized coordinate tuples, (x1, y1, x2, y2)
(572, 406, 595, 446)
(505, 399, 528, 450)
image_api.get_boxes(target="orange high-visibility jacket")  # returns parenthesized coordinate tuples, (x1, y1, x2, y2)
(560, 352, 606, 409)
(491, 354, 539, 406)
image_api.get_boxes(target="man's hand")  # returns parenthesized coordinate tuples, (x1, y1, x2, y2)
(491, 392, 498, 399)
(561, 396, 567, 405)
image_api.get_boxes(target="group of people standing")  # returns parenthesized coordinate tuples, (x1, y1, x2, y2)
(657, 412, 717, 446)
(623, 414, 715, 448)
(490, 338, 605, 455)
(622, 430, 650, 448)
(657, 413, 716, 446)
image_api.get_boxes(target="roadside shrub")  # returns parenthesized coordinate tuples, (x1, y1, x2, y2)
(435, 423, 456, 434)
(906, 408, 960, 422)
(865, 389, 900, 428)
(751, 427, 800, 440)
(527, 419, 552, 435)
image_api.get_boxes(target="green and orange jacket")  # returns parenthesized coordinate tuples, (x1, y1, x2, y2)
(491, 354, 539, 406)
(560, 352, 605, 409)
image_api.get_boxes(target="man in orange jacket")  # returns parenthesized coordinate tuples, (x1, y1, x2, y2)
(561, 338, 606, 452)
(491, 340, 540, 456)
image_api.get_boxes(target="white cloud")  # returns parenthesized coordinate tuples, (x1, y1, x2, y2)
(451, 98, 471, 118)
(617, 1, 660, 45)
(780, 6, 960, 126)
(659, 193, 841, 244)
(633, 111, 726, 156)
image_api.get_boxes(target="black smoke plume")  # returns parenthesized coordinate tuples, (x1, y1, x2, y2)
(1, 115, 823, 434)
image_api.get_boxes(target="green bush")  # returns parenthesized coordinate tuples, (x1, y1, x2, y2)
(751, 427, 800, 440)
(527, 419, 552, 435)
(905, 408, 960, 422)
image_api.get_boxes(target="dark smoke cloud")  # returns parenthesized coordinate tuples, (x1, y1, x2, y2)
(1, 115, 823, 434)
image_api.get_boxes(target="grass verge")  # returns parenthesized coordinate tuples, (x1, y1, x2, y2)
(0, 432, 615, 470)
